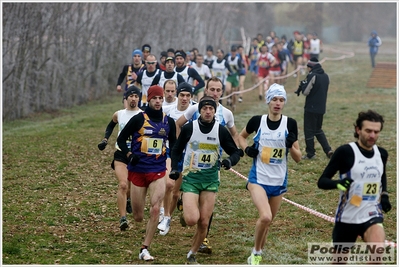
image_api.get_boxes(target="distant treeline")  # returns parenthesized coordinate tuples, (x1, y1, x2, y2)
(2, 3, 395, 120)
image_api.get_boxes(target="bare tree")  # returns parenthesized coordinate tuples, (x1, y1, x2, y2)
(2, 2, 396, 120)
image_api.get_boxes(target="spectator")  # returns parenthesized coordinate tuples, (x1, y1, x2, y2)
(368, 30, 382, 68)
(295, 57, 333, 160)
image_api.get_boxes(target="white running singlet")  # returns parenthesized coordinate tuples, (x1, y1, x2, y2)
(159, 72, 179, 88)
(335, 142, 383, 224)
(250, 115, 288, 186)
(175, 66, 190, 82)
(182, 120, 220, 182)
(310, 39, 321, 54)
(212, 59, 227, 84)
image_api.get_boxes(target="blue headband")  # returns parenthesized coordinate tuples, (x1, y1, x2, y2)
(132, 49, 143, 58)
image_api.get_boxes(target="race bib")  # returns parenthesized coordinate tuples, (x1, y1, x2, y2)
(214, 71, 222, 78)
(259, 61, 268, 68)
(141, 138, 163, 155)
(362, 182, 380, 201)
(190, 152, 216, 169)
(350, 182, 380, 207)
(260, 147, 285, 164)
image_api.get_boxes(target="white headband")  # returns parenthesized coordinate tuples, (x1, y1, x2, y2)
(266, 83, 287, 104)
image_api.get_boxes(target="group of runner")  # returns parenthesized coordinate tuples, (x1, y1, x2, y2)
(101, 43, 243, 263)
(97, 39, 391, 265)
(247, 31, 323, 100)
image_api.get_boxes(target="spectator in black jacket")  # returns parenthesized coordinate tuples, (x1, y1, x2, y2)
(296, 57, 333, 160)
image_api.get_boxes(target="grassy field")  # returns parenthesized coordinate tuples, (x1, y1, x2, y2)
(2, 41, 397, 265)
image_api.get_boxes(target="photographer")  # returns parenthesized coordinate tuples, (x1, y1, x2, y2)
(295, 57, 333, 160)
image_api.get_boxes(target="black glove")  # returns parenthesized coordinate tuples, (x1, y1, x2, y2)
(98, 139, 108, 151)
(245, 145, 259, 158)
(128, 153, 140, 166)
(169, 170, 180, 180)
(286, 132, 297, 148)
(238, 149, 244, 157)
(336, 177, 354, 191)
(221, 158, 232, 170)
(380, 194, 391, 213)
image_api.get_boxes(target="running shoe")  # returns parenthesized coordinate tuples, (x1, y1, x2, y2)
(126, 198, 132, 214)
(238, 96, 243, 103)
(247, 253, 262, 265)
(198, 238, 212, 254)
(186, 254, 199, 265)
(119, 216, 128, 231)
(158, 216, 171, 235)
(139, 248, 154, 261)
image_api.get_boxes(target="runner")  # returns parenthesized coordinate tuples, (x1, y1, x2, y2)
(159, 51, 167, 71)
(238, 84, 301, 265)
(291, 31, 304, 77)
(269, 44, 282, 85)
(135, 54, 160, 109)
(175, 77, 240, 255)
(237, 44, 249, 103)
(224, 45, 243, 111)
(174, 50, 205, 95)
(170, 96, 242, 264)
(151, 56, 185, 88)
(158, 82, 196, 236)
(317, 110, 391, 264)
(116, 49, 145, 108)
(191, 53, 212, 101)
(211, 49, 234, 105)
(256, 44, 276, 101)
(204, 45, 217, 70)
(309, 32, 323, 60)
(97, 85, 142, 231)
(116, 85, 177, 262)
(248, 38, 260, 86)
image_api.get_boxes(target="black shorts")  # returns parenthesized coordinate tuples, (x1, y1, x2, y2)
(332, 217, 383, 245)
(111, 150, 128, 170)
(293, 54, 302, 61)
